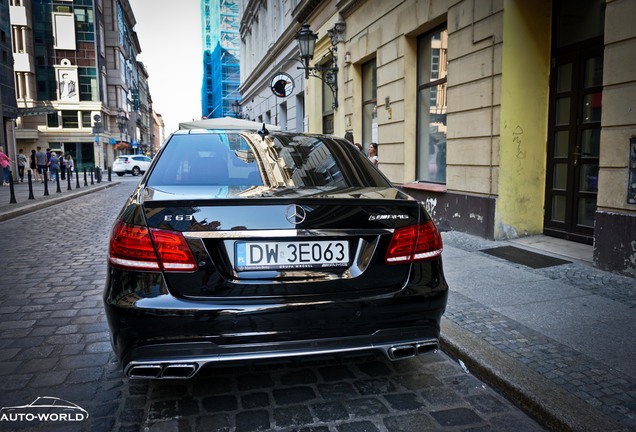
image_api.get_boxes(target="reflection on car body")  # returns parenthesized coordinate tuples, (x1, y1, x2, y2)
(104, 126, 449, 379)
(112, 155, 152, 176)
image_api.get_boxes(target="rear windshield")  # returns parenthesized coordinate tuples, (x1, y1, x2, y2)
(146, 132, 390, 189)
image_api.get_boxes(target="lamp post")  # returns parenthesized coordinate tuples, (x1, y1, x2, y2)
(116, 108, 127, 152)
(116, 108, 127, 141)
(295, 23, 339, 109)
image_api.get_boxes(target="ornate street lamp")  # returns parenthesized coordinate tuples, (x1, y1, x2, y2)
(232, 100, 241, 118)
(295, 23, 340, 109)
(116, 108, 127, 142)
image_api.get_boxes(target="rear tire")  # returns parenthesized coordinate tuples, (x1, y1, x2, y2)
(132, 166, 140, 176)
(116, 172, 125, 177)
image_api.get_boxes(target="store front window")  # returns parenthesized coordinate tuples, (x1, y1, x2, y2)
(417, 27, 448, 183)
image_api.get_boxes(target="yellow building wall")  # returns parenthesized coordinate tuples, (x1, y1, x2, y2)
(495, 0, 551, 239)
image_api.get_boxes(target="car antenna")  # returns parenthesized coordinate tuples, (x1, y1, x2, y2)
(258, 123, 269, 141)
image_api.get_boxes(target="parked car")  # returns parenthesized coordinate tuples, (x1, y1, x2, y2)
(112, 155, 152, 176)
(104, 126, 449, 379)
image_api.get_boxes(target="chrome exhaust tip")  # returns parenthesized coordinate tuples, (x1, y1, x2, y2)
(127, 365, 162, 379)
(162, 364, 198, 379)
(388, 344, 417, 360)
(416, 342, 438, 355)
(126, 363, 199, 379)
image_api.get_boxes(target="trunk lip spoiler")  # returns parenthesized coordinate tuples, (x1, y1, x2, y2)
(182, 228, 395, 239)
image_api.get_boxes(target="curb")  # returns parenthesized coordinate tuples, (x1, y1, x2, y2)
(440, 318, 624, 432)
(0, 182, 118, 222)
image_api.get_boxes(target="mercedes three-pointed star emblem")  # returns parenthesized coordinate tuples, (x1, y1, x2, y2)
(285, 205, 306, 225)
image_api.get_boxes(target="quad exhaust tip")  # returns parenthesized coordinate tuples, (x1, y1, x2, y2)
(387, 341, 438, 360)
(127, 363, 198, 379)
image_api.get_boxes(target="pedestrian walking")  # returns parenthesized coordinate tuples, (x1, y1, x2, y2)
(17, 149, 28, 182)
(30, 149, 40, 182)
(65, 154, 74, 180)
(59, 152, 67, 180)
(48, 151, 60, 182)
(0, 146, 12, 185)
(35, 146, 48, 182)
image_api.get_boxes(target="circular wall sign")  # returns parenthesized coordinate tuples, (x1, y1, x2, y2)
(270, 73, 295, 98)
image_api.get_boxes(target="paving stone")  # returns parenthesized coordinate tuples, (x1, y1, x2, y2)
(384, 413, 434, 432)
(311, 401, 349, 422)
(147, 400, 199, 421)
(344, 397, 389, 416)
(353, 378, 397, 395)
(273, 386, 316, 405)
(273, 405, 313, 428)
(235, 410, 270, 432)
(237, 373, 275, 391)
(318, 365, 356, 381)
(241, 392, 270, 409)
(196, 414, 232, 432)
(383, 393, 426, 411)
(430, 407, 484, 427)
(202, 395, 238, 412)
(317, 383, 358, 400)
(336, 421, 380, 432)
(280, 368, 318, 385)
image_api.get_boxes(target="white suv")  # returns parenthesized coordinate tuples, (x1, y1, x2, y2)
(112, 155, 152, 176)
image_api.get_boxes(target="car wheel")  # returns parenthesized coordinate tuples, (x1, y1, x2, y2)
(116, 173, 124, 177)
(132, 166, 140, 176)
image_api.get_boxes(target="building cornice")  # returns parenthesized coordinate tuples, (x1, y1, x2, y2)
(292, 0, 323, 24)
(336, 0, 366, 19)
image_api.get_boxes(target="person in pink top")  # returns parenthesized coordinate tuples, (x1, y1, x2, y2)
(0, 146, 12, 186)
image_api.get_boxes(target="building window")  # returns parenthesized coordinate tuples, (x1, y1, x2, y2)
(47, 112, 59, 128)
(81, 111, 92, 128)
(78, 67, 97, 101)
(61, 110, 79, 128)
(362, 59, 377, 154)
(417, 27, 448, 183)
(321, 55, 335, 134)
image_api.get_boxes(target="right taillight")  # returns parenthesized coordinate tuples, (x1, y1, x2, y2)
(385, 220, 443, 264)
(108, 221, 197, 272)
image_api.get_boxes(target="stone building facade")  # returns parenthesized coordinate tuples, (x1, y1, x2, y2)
(239, 0, 635, 276)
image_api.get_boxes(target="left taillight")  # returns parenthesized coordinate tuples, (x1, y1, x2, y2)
(385, 220, 443, 264)
(108, 221, 197, 272)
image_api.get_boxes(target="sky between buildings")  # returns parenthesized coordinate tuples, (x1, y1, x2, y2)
(128, 0, 203, 135)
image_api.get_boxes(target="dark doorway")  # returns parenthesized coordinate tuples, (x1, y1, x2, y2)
(544, 0, 604, 244)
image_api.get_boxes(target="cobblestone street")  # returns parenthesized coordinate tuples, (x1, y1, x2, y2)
(0, 181, 544, 431)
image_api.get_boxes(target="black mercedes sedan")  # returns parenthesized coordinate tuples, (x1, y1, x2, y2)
(104, 126, 448, 379)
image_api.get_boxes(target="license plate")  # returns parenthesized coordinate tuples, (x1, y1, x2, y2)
(235, 240, 349, 271)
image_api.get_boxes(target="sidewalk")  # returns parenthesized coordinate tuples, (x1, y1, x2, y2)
(0, 179, 633, 431)
(441, 232, 635, 432)
(0, 172, 118, 221)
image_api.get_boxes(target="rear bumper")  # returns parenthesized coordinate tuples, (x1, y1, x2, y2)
(122, 331, 441, 379)
(104, 266, 448, 379)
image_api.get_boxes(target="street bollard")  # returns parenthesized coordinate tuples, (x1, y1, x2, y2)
(67, 170, 72, 190)
(108, 167, 112, 182)
(27, 171, 34, 200)
(43, 169, 49, 196)
(55, 173, 62, 193)
(83, 168, 88, 186)
(75, 169, 80, 189)
(96, 167, 101, 183)
(8, 171, 16, 204)
(90, 168, 94, 185)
